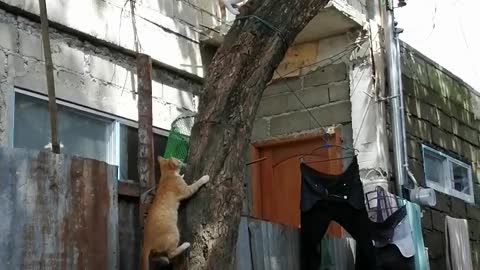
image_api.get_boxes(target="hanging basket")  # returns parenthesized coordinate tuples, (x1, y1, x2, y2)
(163, 111, 196, 162)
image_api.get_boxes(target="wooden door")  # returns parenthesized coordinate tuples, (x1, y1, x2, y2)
(251, 131, 344, 236)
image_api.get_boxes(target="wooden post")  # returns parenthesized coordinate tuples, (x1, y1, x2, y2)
(38, 0, 60, 154)
(137, 54, 154, 227)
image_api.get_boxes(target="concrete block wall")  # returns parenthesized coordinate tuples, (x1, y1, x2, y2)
(399, 43, 480, 269)
(0, 8, 201, 145)
(0, 0, 224, 77)
(251, 63, 351, 142)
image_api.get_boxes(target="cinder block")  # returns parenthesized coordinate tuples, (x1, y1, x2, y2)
(56, 70, 84, 94)
(402, 75, 415, 96)
(404, 96, 419, 116)
(419, 102, 437, 124)
(263, 78, 302, 97)
(407, 138, 422, 160)
(450, 197, 467, 218)
(467, 204, 480, 221)
(173, 1, 200, 26)
(421, 209, 433, 230)
(423, 230, 445, 259)
(82, 79, 140, 124)
(426, 64, 448, 95)
(162, 84, 195, 110)
(19, 31, 43, 60)
(433, 191, 451, 213)
(436, 109, 452, 132)
(303, 63, 347, 87)
(431, 210, 446, 232)
(251, 118, 269, 142)
(270, 110, 314, 136)
(0, 22, 17, 51)
(457, 124, 479, 146)
(401, 52, 429, 86)
(257, 94, 290, 117)
(52, 44, 85, 74)
(475, 184, 480, 207)
(10, 57, 52, 93)
(310, 101, 351, 126)
(469, 220, 480, 240)
(408, 158, 425, 185)
(328, 81, 349, 102)
(472, 241, 480, 269)
(290, 85, 329, 109)
(258, 86, 330, 117)
(0, 51, 6, 77)
(432, 126, 452, 150)
(405, 116, 432, 141)
(89, 55, 135, 89)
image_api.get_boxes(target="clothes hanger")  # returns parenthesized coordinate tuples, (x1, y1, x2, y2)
(272, 142, 359, 168)
(299, 144, 359, 164)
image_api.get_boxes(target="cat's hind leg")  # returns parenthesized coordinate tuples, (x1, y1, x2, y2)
(167, 242, 191, 259)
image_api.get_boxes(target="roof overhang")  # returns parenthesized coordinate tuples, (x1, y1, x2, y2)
(201, 0, 366, 47)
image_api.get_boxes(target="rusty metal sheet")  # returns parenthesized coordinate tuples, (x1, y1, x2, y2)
(0, 147, 118, 270)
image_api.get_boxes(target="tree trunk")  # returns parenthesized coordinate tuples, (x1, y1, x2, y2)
(176, 1, 330, 269)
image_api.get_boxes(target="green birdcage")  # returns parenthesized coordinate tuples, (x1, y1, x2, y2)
(163, 111, 196, 162)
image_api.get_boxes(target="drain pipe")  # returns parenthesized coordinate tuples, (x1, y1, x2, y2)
(384, 0, 405, 198)
(386, 1, 436, 206)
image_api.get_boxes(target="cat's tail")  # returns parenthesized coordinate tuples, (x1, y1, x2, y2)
(140, 247, 150, 270)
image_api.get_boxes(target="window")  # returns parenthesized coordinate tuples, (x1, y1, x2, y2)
(422, 145, 474, 203)
(14, 93, 117, 164)
(13, 90, 169, 182)
(119, 125, 168, 182)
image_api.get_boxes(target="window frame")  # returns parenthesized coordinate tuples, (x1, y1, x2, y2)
(422, 144, 474, 203)
(12, 88, 169, 182)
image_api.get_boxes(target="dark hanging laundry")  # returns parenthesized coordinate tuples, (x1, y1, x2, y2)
(299, 157, 415, 270)
(300, 157, 377, 270)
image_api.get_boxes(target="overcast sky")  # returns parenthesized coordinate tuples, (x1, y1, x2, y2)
(396, 0, 480, 92)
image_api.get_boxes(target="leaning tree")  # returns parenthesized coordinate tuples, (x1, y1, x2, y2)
(175, 0, 331, 269)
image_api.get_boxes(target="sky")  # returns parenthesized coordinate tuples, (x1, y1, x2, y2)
(396, 0, 480, 92)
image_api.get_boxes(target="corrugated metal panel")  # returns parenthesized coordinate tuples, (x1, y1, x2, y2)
(118, 197, 141, 270)
(236, 217, 357, 270)
(0, 148, 118, 270)
(236, 217, 300, 270)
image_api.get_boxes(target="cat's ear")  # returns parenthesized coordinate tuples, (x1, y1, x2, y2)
(157, 156, 164, 166)
(167, 157, 178, 170)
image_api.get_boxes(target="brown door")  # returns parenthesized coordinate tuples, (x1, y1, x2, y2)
(251, 131, 345, 236)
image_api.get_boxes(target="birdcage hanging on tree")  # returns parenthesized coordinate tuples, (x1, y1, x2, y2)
(162, 111, 196, 163)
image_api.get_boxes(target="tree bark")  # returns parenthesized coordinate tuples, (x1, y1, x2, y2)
(176, 1, 330, 269)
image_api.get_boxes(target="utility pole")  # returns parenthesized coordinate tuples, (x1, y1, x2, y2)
(137, 54, 155, 228)
(38, 0, 60, 154)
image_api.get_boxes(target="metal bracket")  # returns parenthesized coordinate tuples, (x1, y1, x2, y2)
(326, 126, 336, 135)
(377, 94, 399, 102)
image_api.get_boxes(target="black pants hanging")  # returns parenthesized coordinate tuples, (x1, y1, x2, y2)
(300, 200, 377, 270)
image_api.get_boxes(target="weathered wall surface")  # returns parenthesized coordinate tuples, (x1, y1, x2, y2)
(400, 43, 480, 269)
(245, 34, 359, 215)
(0, 0, 223, 77)
(0, 147, 118, 270)
(251, 34, 356, 143)
(0, 7, 202, 144)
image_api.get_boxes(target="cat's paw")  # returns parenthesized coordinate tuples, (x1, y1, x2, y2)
(199, 175, 210, 185)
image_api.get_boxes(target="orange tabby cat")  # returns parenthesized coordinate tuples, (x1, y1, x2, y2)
(140, 157, 210, 270)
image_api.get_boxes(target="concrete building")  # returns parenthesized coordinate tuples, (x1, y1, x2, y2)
(0, 0, 479, 269)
